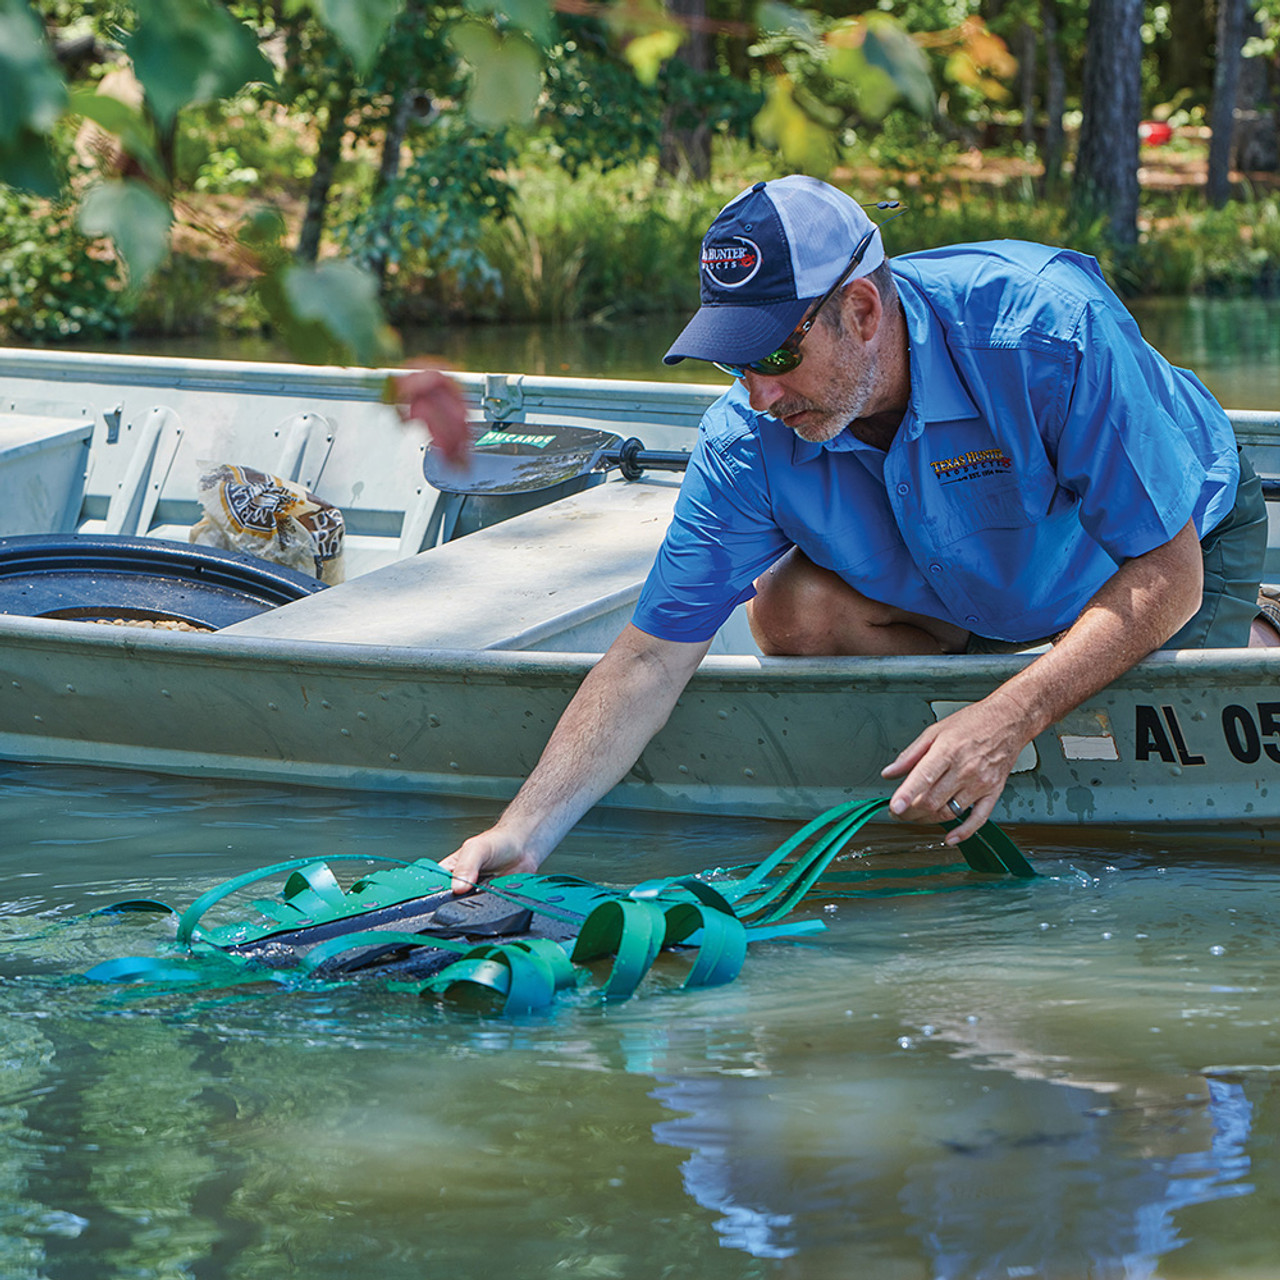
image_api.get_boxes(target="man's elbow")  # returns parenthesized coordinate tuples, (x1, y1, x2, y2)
(1162, 520, 1206, 638)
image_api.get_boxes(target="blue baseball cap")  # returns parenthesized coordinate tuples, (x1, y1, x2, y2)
(663, 176, 884, 366)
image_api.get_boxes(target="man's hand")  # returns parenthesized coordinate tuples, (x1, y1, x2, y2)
(392, 363, 472, 465)
(881, 692, 1036, 843)
(440, 828, 541, 896)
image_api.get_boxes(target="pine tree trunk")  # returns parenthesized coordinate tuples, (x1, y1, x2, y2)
(1234, 18, 1278, 173)
(1207, 0, 1248, 207)
(1073, 0, 1142, 248)
(1018, 21, 1036, 149)
(1041, 0, 1065, 192)
(296, 75, 354, 264)
(368, 84, 417, 284)
(659, 0, 711, 181)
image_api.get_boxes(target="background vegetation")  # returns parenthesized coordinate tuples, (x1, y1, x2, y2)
(5, 0, 1280, 355)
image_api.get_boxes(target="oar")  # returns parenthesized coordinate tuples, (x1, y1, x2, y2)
(422, 422, 690, 495)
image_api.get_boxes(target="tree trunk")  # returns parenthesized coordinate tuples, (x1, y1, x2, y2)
(659, 0, 711, 181)
(1073, 0, 1142, 248)
(1160, 0, 1213, 104)
(1234, 18, 1279, 173)
(296, 75, 354, 264)
(367, 83, 417, 284)
(1018, 20, 1036, 150)
(1207, 0, 1248, 206)
(1041, 0, 1065, 192)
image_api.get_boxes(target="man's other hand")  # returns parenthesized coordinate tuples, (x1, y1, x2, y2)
(880, 693, 1034, 842)
(393, 363, 472, 466)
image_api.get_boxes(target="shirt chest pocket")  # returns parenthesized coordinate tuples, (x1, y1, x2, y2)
(916, 462, 1065, 545)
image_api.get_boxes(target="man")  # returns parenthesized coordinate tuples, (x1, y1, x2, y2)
(401, 175, 1268, 893)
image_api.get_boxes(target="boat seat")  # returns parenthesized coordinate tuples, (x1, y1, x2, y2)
(0, 410, 93, 535)
(223, 474, 685, 652)
(75, 401, 442, 574)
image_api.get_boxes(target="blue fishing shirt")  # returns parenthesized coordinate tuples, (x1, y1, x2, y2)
(632, 242, 1240, 645)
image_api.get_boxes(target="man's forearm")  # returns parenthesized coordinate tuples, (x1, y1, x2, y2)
(985, 518, 1204, 740)
(490, 624, 713, 863)
(885, 519, 1204, 837)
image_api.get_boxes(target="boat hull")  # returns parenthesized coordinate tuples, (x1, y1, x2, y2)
(2, 613, 1276, 829)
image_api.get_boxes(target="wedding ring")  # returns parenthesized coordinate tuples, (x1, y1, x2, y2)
(947, 798, 965, 819)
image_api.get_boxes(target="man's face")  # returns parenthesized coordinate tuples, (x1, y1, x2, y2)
(739, 308, 878, 444)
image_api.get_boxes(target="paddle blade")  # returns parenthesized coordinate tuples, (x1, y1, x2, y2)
(423, 423, 622, 495)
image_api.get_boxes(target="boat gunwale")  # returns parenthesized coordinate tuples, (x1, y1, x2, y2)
(0, 347, 726, 408)
(0, 609, 1276, 691)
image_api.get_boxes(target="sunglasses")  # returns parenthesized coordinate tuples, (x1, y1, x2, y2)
(712, 200, 906, 381)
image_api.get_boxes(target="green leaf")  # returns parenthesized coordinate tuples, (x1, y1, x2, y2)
(76, 179, 174, 289)
(125, 0, 275, 127)
(276, 260, 401, 367)
(68, 87, 165, 183)
(310, 0, 404, 73)
(449, 21, 542, 127)
(862, 15, 934, 118)
(0, 0, 68, 194)
(623, 27, 684, 86)
(755, 1, 819, 42)
(752, 76, 836, 177)
(0, 0, 66, 142)
(464, 0, 553, 45)
(0, 130, 62, 197)
(826, 43, 899, 121)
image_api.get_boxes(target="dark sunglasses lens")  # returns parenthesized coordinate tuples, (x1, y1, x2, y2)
(713, 346, 802, 380)
(751, 347, 802, 376)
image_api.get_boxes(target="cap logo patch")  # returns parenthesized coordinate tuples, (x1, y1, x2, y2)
(701, 236, 761, 289)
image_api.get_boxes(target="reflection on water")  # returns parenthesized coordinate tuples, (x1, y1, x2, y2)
(1128, 296, 1280, 411)
(50, 295, 1280, 407)
(2, 763, 1278, 1278)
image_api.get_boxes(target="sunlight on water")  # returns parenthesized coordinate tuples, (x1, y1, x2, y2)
(2, 763, 1280, 1278)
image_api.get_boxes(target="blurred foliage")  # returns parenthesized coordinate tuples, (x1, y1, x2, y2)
(7, 0, 1280, 356)
(539, 25, 762, 177)
(0, 186, 130, 341)
(341, 119, 517, 307)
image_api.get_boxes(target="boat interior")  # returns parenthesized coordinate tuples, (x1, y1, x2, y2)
(1, 347, 1278, 657)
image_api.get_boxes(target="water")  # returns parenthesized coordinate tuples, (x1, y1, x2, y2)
(69, 295, 1280, 408)
(2, 764, 1279, 1278)
(5, 295, 1280, 1275)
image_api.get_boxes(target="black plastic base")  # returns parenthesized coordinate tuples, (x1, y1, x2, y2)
(0, 534, 326, 630)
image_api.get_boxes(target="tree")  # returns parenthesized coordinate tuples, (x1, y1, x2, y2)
(2, 0, 1010, 361)
(1073, 0, 1142, 249)
(1208, 0, 1249, 207)
(1040, 0, 1066, 192)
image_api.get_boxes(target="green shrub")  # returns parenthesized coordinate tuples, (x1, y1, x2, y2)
(0, 189, 130, 342)
(466, 160, 741, 323)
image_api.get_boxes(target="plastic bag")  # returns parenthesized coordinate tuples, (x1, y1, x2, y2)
(189, 463, 345, 585)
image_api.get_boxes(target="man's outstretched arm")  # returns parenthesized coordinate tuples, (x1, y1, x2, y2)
(882, 518, 1204, 840)
(440, 624, 713, 892)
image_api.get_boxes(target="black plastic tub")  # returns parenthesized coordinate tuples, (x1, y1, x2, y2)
(0, 535, 326, 630)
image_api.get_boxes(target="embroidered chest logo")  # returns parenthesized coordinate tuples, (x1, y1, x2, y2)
(930, 448, 1014, 485)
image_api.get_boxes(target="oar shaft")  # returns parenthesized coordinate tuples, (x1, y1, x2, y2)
(606, 437, 691, 481)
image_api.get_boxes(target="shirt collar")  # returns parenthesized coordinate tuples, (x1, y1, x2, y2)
(786, 270, 982, 463)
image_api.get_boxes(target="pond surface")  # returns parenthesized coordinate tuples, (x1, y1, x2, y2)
(70, 294, 1280, 409)
(2, 764, 1279, 1279)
